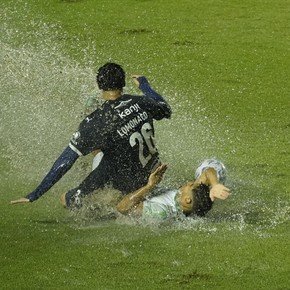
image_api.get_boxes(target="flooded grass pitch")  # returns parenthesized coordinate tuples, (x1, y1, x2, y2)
(0, 0, 289, 288)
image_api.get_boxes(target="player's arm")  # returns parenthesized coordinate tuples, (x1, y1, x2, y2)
(11, 108, 104, 205)
(11, 146, 80, 204)
(132, 75, 171, 119)
(116, 164, 168, 215)
(195, 168, 231, 201)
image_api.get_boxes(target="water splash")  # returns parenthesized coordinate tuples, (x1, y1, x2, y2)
(1, 3, 288, 235)
(1, 41, 98, 186)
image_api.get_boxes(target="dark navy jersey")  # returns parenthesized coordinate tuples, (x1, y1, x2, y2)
(69, 94, 171, 191)
(25, 77, 171, 203)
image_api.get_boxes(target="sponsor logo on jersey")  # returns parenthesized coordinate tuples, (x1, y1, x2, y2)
(117, 112, 148, 137)
(118, 103, 141, 119)
(114, 99, 132, 109)
(71, 131, 81, 144)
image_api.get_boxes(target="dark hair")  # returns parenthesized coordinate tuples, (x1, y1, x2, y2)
(192, 183, 213, 217)
(96, 63, 126, 90)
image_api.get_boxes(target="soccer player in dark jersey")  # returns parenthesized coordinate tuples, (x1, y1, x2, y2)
(11, 63, 171, 206)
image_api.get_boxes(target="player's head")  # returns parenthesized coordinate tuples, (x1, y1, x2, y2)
(179, 182, 213, 217)
(96, 62, 126, 91)
(191, 184, 213, 216)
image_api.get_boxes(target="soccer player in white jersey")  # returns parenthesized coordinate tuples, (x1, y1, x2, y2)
(116, 159, 231, 219)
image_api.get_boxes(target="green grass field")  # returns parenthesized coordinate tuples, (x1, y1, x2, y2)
(1, 0, 289, 289)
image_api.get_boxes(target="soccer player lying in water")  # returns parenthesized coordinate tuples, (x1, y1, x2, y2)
(116, 159, 231, 219)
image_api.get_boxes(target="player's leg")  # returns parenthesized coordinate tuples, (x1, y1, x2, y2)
(64, 157, 111, 208)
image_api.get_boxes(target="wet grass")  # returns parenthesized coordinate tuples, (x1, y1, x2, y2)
(1, 193, 289, 289)
(1, 0, 290, 289)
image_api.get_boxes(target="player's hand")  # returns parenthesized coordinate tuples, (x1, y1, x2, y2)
(147, 164, 168, 189)
(132, 75, 143, 87)
(209, 184, 231, 201)
(10, 198, 30, 205)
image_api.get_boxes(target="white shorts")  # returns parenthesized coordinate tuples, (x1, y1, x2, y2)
(194, 159, 226, 184)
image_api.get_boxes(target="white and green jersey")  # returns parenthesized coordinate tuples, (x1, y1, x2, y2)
(142, 159, 227, 220)
(143, 189, 182, 220)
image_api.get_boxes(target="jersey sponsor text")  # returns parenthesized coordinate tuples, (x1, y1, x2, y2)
(118, 103, 141, 119)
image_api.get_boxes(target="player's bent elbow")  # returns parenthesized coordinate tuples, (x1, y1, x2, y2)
(204, 167, 219, 186)
(204, 167, 217, 176)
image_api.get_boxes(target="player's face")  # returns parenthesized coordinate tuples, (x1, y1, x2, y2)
(179, 182, 195, 214)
